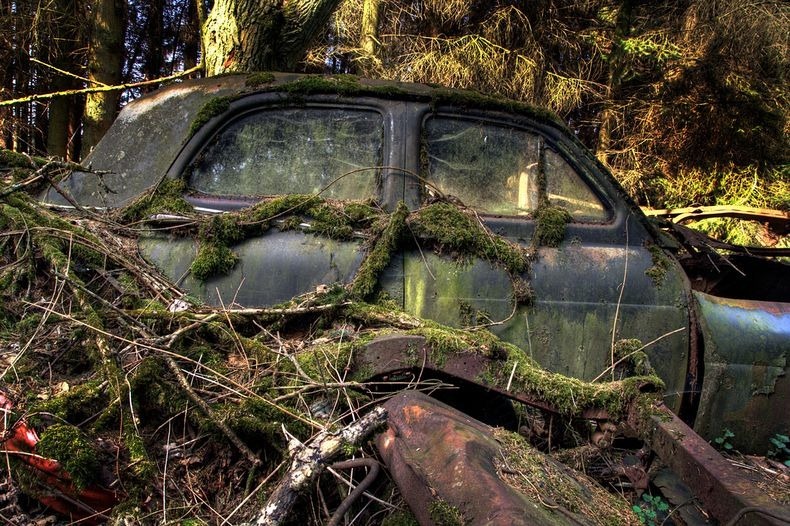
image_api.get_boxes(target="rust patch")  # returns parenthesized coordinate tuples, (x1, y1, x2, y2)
(647, 405, 790, 525)
(377, 391, 577, 525)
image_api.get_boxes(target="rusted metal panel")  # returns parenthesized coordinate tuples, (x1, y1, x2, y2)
(647, 406, 789, 526)
(693, 291, 790, 453)
(376, 391, 577, 525)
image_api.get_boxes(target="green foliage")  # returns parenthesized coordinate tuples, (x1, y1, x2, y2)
(713, 428, 736, 451)
(632, 493, 669, 525)
(36, 424, 100, 490)
(767, 433, 790, 466)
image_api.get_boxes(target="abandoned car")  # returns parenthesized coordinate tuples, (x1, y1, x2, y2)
(34, 73, 789, 523)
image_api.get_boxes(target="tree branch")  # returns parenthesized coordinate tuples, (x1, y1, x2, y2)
(0, 64, 203, 107)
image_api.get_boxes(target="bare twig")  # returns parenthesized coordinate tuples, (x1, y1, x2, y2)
(246, 406, 387, 526)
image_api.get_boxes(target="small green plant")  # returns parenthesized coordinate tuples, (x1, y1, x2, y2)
(632, 493, 669, 525)
(712, 428, 735, 451)
(767, 433, 790, 467)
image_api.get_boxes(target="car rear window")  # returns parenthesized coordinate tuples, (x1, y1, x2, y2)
(424, 117, 606, 220)
(188, 108, 383, 200)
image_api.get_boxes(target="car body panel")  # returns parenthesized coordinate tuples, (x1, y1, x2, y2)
(139, 230, 365, 306)
(693, 291, 790, 451)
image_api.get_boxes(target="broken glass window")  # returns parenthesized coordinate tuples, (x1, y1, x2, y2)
(189, 108, 383, 200)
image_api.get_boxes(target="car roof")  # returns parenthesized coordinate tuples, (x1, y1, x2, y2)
(44, 73, 577, 209)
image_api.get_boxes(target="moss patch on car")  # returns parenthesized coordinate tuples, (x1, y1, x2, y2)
(188, 96, 232, 137)
(117, 178, 194, 223)
(494, 428, 641, 525)
(533, 205, 571, 247)
(645, 243, 670, 287)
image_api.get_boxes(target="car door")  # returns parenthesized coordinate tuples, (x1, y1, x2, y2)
(387, 109, 692, 411)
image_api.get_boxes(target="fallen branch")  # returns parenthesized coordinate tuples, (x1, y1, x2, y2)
(246, 406, 387, 526)
(0, 64, 203, 107)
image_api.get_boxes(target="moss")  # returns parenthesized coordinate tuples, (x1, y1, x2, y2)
(31, 380, 107, 425)
(614, 339, 654, 377)
(434, 88, 561, 125)
(429, 499, 466, 526)
(494, 429, 640, 525)
(224, 397, 310, 446)
(352, 201, 409, 299)
(0, 149, 46, 169)
(382, 511, 420, 526)
(119, 178, 193, 223)
(512, 276, 534, 305)
(409, 203, 530, 274)
(189, 96, 232, 136)
(282, 74, 362, 97)
(481, 340, 664, 418)
(645, 243, 670, 287)
(190, 242, 239, 280)
(36, 424, 100, 490)
(533, 205, 571, 247)
(245, 72, 276, 87)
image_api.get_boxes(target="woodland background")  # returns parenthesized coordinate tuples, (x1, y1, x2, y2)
(1, 0, 788, 244)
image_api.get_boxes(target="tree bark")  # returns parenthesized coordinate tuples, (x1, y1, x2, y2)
(360, 0, 381, 56)
(596, 1, 633, 166)
(82, 0, 125, 157)
(201, 0, 342, 76)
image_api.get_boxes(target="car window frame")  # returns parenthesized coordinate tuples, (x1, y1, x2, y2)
(418, 111, 613, 222)
(166, 93, 401, 212)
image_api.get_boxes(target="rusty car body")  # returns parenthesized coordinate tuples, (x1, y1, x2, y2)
(40, 73, 790, 523)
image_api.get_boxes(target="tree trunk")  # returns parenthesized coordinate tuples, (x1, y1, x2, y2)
(45, 0, 80, 159)
(82, 0, 125, 156)
(201, 0, 342, 76)
(596, 1, 633, 166)
(142, 0, 164, 88)
(182, 0, 201, 70)
(358, 0, 381, 73)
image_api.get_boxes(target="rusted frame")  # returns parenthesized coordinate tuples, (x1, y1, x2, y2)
(357, 334, 790, 526)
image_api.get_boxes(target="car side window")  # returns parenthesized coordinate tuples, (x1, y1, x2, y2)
(188, 107, 383, 200)
(423, 116, 607, 221)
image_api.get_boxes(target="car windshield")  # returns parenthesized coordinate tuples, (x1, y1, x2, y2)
(188, 107, 383, 200)
(424, 117, 606, 220)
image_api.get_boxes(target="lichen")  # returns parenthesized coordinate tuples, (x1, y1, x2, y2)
(36, 424, 100, 490)
(533, 205, 571, 247)
(189, 96, 232, 136)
